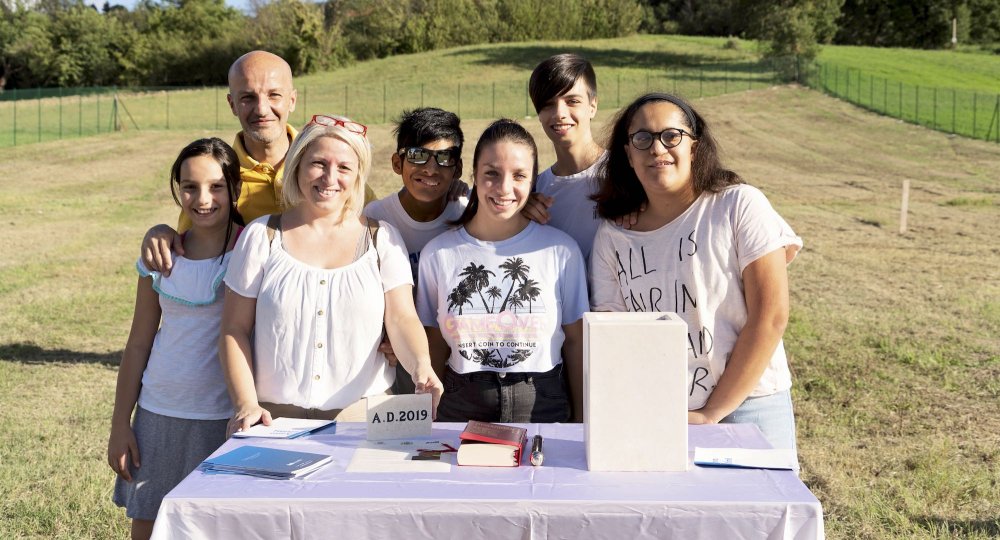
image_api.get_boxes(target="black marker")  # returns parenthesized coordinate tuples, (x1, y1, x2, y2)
(530, 435, 544, 466)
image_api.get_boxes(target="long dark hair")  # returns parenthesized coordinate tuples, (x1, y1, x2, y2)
(592, 92, 742, 219)
(169, 137, 245, 262)
(452, 119, 539, 227)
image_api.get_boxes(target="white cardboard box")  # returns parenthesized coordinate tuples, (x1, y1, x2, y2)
(583, 312, 689, 471)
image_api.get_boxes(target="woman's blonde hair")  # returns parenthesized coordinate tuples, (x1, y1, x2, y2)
(281, 116, 371, 220)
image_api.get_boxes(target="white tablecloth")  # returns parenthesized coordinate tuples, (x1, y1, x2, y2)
(152, 423, 824, 540)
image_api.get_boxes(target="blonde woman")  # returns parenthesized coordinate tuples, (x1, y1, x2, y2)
(221, 115, 442, 435)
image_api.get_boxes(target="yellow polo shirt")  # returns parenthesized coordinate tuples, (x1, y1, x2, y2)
(178, 125, 376, 231)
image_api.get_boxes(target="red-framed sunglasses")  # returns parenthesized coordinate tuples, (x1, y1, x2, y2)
(308, 115, 368, 137)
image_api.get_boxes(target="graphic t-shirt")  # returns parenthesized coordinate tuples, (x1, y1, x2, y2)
(534, 153, 605, 260)
(417, 222, 589, 374)
(590, 184, 803, 409)
(363, 192, 467, 281)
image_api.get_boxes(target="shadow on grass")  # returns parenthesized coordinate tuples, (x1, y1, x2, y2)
(0, 342, 120, 366)
(914, 516, 1000, 537)
(448, 44, 764, 75)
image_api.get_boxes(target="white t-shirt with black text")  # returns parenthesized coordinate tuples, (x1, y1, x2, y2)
(590, 184, 802, 409)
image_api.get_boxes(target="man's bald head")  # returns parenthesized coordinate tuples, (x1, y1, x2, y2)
(227, 51, 297, 146)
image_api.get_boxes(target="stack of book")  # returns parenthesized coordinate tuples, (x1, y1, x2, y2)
(456, 420, 527, 467)
(199, 445, 334, 479)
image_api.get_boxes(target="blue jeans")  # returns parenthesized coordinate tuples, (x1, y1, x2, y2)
(437, 364, 570, 423)
(720, 389, 798, 457)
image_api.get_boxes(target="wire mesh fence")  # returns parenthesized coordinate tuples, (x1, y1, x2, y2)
(0, 60, 793, 148)
(2, 57, 994, 148)
(802, 61, 1000, 143)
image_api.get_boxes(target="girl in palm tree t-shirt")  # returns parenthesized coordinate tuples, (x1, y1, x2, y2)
(416, 119, 588, 423)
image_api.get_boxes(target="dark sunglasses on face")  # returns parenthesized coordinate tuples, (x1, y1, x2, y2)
(399, 146, 460, 167)
(629, 128, 695, 151)
(308, 114, 368, 137)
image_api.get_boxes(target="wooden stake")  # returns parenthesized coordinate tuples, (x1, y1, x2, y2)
(900, 180, 910, 234)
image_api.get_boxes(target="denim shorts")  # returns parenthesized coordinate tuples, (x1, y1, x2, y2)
(720, 389, 798, 458)
(437, 364, 570, 423)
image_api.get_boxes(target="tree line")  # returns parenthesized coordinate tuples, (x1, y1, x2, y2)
(2, 0, 997, 91)
(0, 0, 644, 90)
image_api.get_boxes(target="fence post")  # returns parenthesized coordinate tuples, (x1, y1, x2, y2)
(11, 87, 15, 147)
(869, 75, 873, 107)
(59, 87, 63, 139)
(898, 82, 902, 117)
(96, 90, 101, 134)
(457, 83, 461, 117)
(845, 69, 850, 101)
(724, 69, 728, 93)
(915, 86, 920, 124)
(834, 65, 839, 96)
(344, 84, 348, 117)
(37, 87, 42, 143)
(79, 92, 82, 136)
(952, 89, 956, 134)
(933, 88, 937, 129)
(883, 76, 888, 112)
(302, 86, 307, 125)
(973, 93, 978, 138)
(492, 82, 495, 117)
(698, 69, 702, 98)
(215, 86, 220, 130)
(996, 94, 999, 142)
(166, 91, 170, 130)
(383, 82, 387, 124)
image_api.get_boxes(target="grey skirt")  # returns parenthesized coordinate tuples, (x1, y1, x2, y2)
(112, 407, 227, 520)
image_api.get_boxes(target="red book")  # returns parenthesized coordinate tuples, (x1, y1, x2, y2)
(456, 421, 528, 467)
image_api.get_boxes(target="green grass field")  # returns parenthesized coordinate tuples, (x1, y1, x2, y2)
(808, 46, 1000, 141)
(2, 37, 1000, 539)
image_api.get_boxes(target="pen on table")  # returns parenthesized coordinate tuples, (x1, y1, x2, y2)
(530, 435, 544, 466)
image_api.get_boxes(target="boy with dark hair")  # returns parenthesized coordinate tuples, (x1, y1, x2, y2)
(364, 107, 467, 393)
(524, 53, 607, 260)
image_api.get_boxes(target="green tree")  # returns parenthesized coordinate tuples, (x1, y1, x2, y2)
(743, 0, 843, 67)
(251, 0, 347, 75)
(0, 5, 53, 89)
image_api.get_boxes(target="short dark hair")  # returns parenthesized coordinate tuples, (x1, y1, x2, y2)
(452, 119, 539, 227)
(528, 53, 597, 113)
(592, 92, 743, 219)
(393, 107, 464, 151)
(169, 137, 244, 261)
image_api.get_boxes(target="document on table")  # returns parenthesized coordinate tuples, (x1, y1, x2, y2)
(346, 439, 454, 473)
(693, 447, 799, 470)
(232, 417, 337, 439)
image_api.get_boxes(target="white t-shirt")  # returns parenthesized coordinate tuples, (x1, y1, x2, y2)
(535, 154, 605, 260)
(363, 192, 467, 281)
(225, 216, 413, 410)
(417, 222, 589, 374)
(136, 254, 233, 420)
(590, 184, 803, 409)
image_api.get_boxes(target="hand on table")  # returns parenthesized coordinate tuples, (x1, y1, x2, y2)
(227, 404, 272, 438)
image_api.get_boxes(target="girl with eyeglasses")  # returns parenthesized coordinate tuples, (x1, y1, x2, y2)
(590, 93, 803, 456)
(416, 119, 589, 423)
(221, 115, 442, 435)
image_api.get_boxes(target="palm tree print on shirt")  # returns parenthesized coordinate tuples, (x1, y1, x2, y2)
(446, 257, 545, 315)
(445, 257, 547, 368)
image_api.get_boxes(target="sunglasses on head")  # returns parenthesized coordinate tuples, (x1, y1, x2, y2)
(399, 146, 460, 167)
(308, 115, 368, 137)
(628, 128, 695, 151)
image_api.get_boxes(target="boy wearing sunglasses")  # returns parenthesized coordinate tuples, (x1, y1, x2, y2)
(364, 107, 468, 393)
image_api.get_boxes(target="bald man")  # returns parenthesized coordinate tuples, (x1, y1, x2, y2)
(141, 51, 376, 274)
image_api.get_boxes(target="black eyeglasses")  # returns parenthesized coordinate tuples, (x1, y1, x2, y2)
(628, 128, 695, 150)
(399, 147, 460, 167)
(308, 115, 368, 137)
